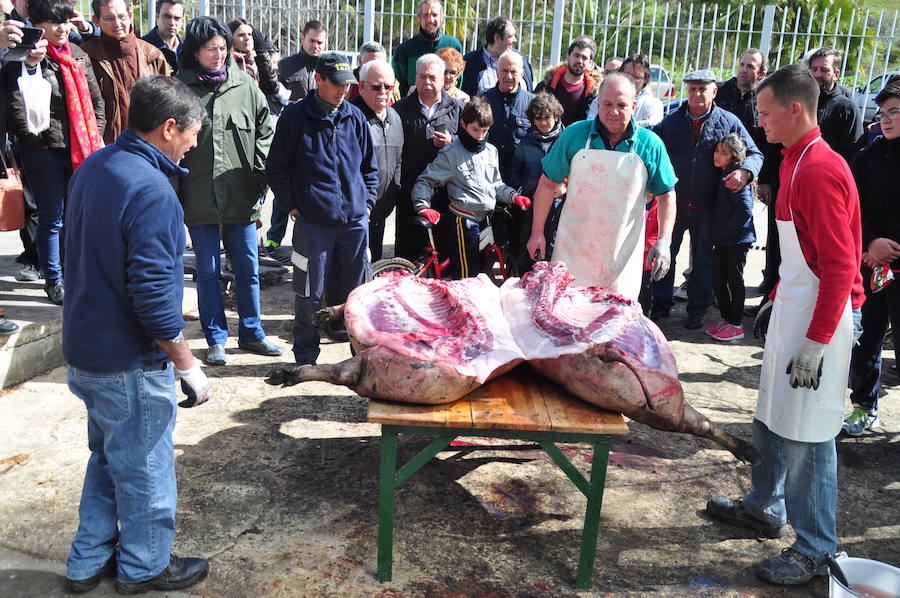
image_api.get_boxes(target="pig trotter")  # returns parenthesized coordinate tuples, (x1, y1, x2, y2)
(312, 304, 346, 327)
(265, 357, 363, 389)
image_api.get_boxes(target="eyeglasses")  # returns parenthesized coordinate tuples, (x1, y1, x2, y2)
(100, 14, 131, 23)
(366, 83, 395, 91)
(444, 70, 459, 77)
(874, 108, 900, 122)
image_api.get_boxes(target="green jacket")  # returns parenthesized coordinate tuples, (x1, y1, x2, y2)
(175, 63, 273, 226)
(391, 31, 462, 96)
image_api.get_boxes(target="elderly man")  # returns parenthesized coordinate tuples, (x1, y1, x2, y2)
(651, 69, 762, 329)
(588, 52, 663, 128)
(267, 52, 378, 364)
(351, 60, 403, 261)
(392, 0, 462, 95)
(347, 40, 388, 102)
(707, 64, 863, 586)
(482, 50, 533, 181)
(527, 72, 677, 299)
(461, 16, 533, 97)
(83, 0, 169, 144)
(808, 48, 863, 162)
(141, 0, 183, 72)
(279, 20, 327, 102)
(63, 75, 210, 594)
(534, 37, 601, 125)
(393, 53, 463, 260)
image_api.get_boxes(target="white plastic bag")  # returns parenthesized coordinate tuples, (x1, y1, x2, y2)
(17, 62, 51, 135)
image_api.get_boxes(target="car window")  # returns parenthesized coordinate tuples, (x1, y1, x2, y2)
(649, 66, 665, 83)
(870, 75, 884, 93)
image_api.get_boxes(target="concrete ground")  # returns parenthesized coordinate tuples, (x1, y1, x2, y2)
(0, 201, 897, 598)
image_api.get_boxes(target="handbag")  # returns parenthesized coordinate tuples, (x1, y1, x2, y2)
(17, 61, 51, 135)
(0, 150, 26, 232)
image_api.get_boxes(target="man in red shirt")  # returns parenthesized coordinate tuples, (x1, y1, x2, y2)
(705, 64, 863, 586)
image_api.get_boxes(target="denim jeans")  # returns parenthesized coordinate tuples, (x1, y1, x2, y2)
(19, 147, 71, 284)
(66, 364, 177, 583)
(742, 419, 838, 559)
(189, 222, 265, 347)
(651, 208, 714, 316)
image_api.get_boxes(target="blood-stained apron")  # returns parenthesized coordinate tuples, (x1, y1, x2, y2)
(551, 135, 648, 300)
(756, 136, 852, 442)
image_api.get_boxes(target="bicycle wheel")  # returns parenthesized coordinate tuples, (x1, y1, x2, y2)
(372, 257, 418, 277)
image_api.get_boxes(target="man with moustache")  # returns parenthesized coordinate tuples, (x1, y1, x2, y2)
(392, 0, 462, 95)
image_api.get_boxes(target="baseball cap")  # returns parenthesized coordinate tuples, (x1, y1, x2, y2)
(683, 69, 717, 83)
(315, 52, 355, 85)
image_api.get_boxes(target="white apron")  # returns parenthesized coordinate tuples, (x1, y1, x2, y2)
(756, 136, 852, 442)
(551, 135, 648, 300)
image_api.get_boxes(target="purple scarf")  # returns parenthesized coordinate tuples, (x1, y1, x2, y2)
(196, 64, 228, 90)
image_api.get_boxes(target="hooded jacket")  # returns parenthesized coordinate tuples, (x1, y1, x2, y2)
(534, 63, 601, 125)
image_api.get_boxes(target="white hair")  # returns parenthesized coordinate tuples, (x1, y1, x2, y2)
(416, 53, 446, 74)
(599, 71, 637, 100)
(497, 50, 523, 72)
(359, 59, 394, 83)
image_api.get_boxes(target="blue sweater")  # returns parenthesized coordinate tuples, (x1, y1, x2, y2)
(267, 94, 379, 225)
(63, 131, 187, 372)
(712, 164, 756, 246)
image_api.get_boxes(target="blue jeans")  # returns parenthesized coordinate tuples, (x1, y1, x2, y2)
(66, 364, 177, 584)
(651, 208, 714, 316)
(742, 419, 838, 559)
(19, 147, 71, 284)
(291, 215, 368, 363)
(189, 223, 265, 347)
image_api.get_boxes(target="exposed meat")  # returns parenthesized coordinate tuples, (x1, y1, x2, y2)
(502, 262, 760, 464)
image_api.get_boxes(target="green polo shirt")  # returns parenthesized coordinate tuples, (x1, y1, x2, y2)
(541, 118, 678, 196)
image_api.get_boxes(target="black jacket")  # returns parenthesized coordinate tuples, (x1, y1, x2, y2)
(482, 85, 533, 184)
(818, 84, 863, 162)
(351, 96, 403, 204)
(279, 48, 318, 102)
(716, 76, 781, 186)
(460, 48, 534, 97)
(141, 26, 181, 73)
(393, 90, 463, 192)
(852, 135, 900, 268)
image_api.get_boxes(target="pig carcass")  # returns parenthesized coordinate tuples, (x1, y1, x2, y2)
(267, 273, 525, 404)
(501, 262, 759, 464)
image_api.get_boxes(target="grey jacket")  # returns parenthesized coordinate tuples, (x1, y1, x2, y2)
(412, 139, 516, 221)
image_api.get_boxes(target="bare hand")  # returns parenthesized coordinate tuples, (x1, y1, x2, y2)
(867, 237, 900, 265)
(861, 252, 879, 268)
(723, 168, 751, 191)
(526, 231, 546, 262)
(432, 130, 452, 148)
(25, 39, 48, 68)
(70, 10, 92, 33)
(758, 183, 772, 206)
(0, 20, 25, 50)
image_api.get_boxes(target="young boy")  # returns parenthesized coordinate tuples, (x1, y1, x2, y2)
(707, 133, 756, 341)
(412, 97, 531, 279)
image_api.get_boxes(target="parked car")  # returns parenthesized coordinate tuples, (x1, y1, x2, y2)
(648, 64, 676, 100)
(854, 71, 900, 122)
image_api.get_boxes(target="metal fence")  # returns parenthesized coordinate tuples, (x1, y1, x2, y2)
(124, 0, 897, 96)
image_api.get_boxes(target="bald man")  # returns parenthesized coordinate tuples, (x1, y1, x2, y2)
(481, 50, 534, 183)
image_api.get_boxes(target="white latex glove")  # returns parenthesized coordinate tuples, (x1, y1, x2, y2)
(645, 238, 671, 281)
(786, 338, 826, 390)
(175, 361, 211, 407)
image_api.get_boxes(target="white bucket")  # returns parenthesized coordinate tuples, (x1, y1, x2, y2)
(829, 554, 900, 598)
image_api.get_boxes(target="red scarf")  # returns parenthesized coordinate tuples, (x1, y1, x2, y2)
(45, 43, 103, 170)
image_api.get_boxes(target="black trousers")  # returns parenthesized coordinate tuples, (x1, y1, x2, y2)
(712, 243, 750, 325)
(760, 191, 780, 295)
(442, 214, 480, 279)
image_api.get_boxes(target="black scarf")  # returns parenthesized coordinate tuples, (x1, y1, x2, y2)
(532, 120, 563, 143)
(457, 126, 487, 153)
(419, 26, 441, 42)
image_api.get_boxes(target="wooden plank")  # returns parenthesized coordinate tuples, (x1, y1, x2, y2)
(535, 375, 629, 435)
(444, 395, 474, 429)
(367, 398, 449, 427)
(469, 368, 554, 431)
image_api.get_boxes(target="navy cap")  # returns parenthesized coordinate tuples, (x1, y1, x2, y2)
(315, 52, 355, 85)
(683, 69, 717, 83)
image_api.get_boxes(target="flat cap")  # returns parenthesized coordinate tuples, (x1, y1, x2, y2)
(683, 69, 717, 83)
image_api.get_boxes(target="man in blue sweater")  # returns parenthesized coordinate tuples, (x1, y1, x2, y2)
(62, 75, 211, 595)
(267, 52, 379, 365)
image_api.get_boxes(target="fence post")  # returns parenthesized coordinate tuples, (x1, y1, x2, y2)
(199, 0, 209, 17)
(147, 0, 156, 34)
(760, 5, 776, 59)
(549, 0, 565, 66)
(363, 0, 375, 42)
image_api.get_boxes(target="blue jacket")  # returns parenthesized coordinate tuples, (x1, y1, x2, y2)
(267, 94, 379, 225)
(713, 164, 756, 246)
(63, 131, 187, 372)
(481, 85, 533, 183)
(507, 127, 561, 197)
(652, 102, 762, 211)
(461, 48, 534, 97)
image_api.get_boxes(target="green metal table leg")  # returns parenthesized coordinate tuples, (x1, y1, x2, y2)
(576, 437, 611, 589)
(377, 428, 398, 581)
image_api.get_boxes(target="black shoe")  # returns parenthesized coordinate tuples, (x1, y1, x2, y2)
(114, 555, 208, 595)
(238, 337, 284, 356)
(64, 553, 116, 594)
(755, 548, 827, 585)
(649, 306, 671, 322)
(0, 318, 19, 334)
(15, 263, 42, 281)
(706, 497, 786, 539)
(685, 313, 704, 329)
(323, 322, 351, 342)
(45, 281, 64, 305)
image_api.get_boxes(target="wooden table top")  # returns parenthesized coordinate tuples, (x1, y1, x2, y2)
(367, 365, 629, 435)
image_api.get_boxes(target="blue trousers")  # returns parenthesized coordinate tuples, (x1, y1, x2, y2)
(742, 419, 838, 559)
(19, 147, 71, 284)
(291, 215, 368, 363)
(651, 208, 714, 316)
(266, 199, 290, 247)
(188, 223, 265, 347)
(66, 364, 177, 584)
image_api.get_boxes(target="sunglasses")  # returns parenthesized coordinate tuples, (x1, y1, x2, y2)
(366, 83, 395, 91)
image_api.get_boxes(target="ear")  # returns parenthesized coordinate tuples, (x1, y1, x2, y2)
(91, 13, 100, 24)
(160, 117, 178, 141)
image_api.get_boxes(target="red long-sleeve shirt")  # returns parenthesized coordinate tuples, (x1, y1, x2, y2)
(775, 127, 864, 344)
